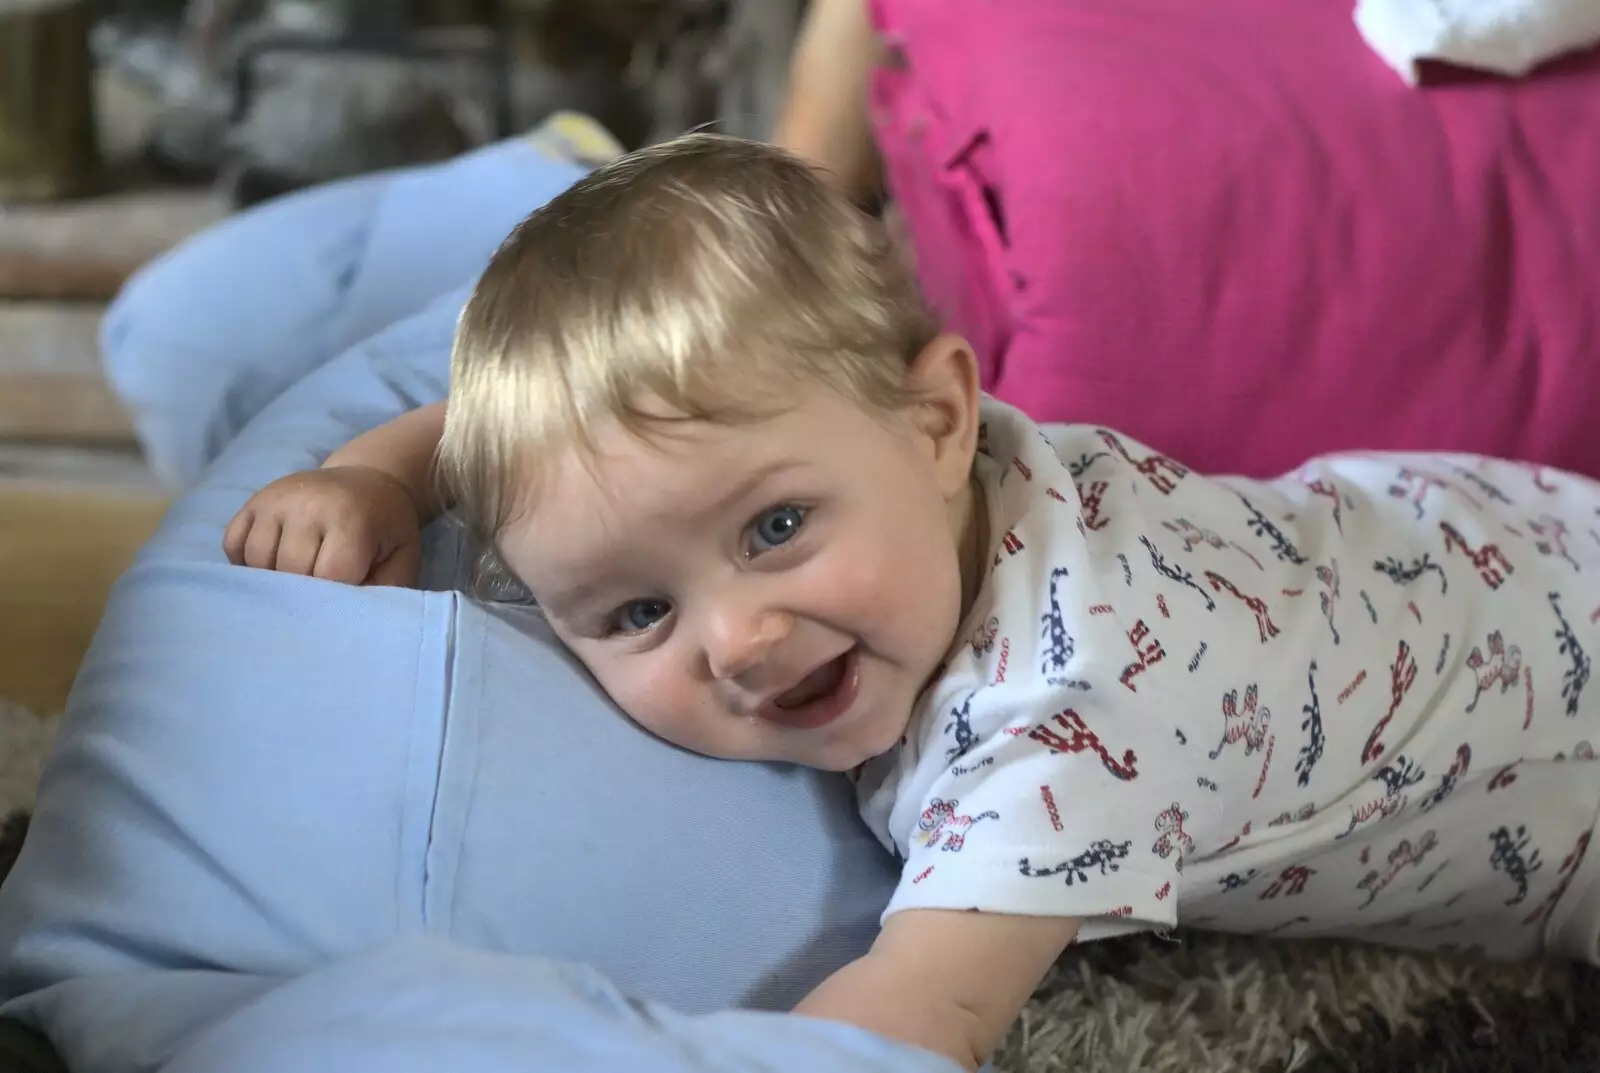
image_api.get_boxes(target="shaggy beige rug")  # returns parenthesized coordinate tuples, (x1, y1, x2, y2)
(0, 699, 55, 819)
(996, 929, 1592, 1071)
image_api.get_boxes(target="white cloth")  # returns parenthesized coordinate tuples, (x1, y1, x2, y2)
(855, 400, 1600, 960)
(1355, 0, 1600, 84)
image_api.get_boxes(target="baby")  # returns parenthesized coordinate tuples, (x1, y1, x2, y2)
(226, 134, 1600, 1071)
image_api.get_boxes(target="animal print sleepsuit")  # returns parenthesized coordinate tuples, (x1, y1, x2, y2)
(855, 400, 1600, 961)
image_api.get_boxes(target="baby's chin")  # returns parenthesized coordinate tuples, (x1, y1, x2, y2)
(810, 704, 916, 772)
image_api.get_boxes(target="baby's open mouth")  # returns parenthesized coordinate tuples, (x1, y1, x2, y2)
(760, 648, 861, 730)
(775, 657, 847, 709)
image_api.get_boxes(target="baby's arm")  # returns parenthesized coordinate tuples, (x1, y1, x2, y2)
(322, 401, 448, 518)
(795, 909, 1081, 1072)
(223, 401, 447, 586)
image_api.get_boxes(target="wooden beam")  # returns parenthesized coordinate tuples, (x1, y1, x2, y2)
(0, 252, 141, 302)
(0, 372, 137, 444)
(0, 482, 168, 713)
(0, 304, 138, 444)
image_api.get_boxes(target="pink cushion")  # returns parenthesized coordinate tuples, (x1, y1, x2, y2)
(868, 0, 1600, 478)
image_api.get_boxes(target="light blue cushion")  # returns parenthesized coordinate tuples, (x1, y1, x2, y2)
(161, 937, 960, 1073)
(101, 137, 586, 487)
(0, 249, 899, 1072)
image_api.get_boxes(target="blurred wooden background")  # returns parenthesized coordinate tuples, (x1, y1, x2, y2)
(0, 471, 167, 713)
(0, 71, 212, 712)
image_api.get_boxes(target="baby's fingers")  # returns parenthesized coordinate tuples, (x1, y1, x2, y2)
(241, 515, 285, 571)
(274, 525, 328, 577)
(311, 532, 382, 585)
(366, 539, 422, 589)
(222, 508, 252, 565)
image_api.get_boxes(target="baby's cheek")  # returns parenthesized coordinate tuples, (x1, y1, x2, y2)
(601, 659, 713, 747)
(828, 533, 960, 637)
(601, 662, 673, 724)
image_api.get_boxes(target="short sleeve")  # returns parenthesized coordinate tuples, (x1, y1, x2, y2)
(882, 685, 1186, 934)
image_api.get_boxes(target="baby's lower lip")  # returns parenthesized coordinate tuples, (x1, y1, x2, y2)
(758, 648, 860, 730)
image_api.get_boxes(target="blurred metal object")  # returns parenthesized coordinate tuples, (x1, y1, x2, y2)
(512, 0, 801, 147)
(229, 1, 515, 140)
(221, 50, 475, 205)
(0, 0, 102, 201)
(713, 0, 801, 141)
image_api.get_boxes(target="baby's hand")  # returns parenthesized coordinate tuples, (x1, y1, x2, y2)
(223, 465, 424, 587)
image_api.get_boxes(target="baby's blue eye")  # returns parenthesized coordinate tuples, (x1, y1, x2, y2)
(616, 598, 671, 633)
(751, 505, 807, 553)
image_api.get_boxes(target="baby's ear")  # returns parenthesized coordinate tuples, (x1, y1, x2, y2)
(906, 334, 982, 500)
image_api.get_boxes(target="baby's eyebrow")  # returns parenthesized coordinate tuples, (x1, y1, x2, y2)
(536, 577, 607, 618)
(689, 457, 803, 522)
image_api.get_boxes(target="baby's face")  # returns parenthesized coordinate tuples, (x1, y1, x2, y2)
(499, 380, 976, 771)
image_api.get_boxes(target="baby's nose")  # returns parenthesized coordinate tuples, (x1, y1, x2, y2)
(703, 603, 793, 681)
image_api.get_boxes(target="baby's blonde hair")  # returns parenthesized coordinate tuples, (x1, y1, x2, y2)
(436, 132, 939, 563)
